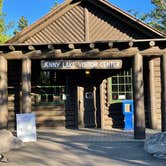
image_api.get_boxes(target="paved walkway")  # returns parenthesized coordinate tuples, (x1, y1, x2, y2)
(2, 129, 166, 166)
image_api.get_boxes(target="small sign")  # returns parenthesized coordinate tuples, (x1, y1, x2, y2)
(119, 95, 126, 100)
(62, 94, 67, 100)
(16, 113, 37, 142)
(125, 104, 131, 112)
(85, 92, 94, 99)
(41, 60, 122, 70)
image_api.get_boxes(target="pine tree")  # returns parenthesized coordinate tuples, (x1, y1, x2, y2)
(129, 0, 166, 33)
(145, 0, 166, 33)
(14, 16, 28, 35)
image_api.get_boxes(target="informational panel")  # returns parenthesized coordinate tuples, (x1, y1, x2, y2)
(122, 100, 134, 130)
(41, 60, 122, 70)
(16, 113, 37, 142)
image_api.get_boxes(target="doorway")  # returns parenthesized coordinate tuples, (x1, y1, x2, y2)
(77, 71, 101, 128)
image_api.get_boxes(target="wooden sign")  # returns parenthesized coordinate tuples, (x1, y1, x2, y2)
(41, 60, 122, 70)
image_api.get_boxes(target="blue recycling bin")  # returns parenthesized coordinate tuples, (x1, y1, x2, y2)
(122, 100, 134, 130)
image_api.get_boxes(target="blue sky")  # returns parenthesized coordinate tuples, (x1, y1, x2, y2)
(3, 0, 154, 35)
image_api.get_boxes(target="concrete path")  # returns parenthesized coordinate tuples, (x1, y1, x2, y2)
(1, 129, 166, 166)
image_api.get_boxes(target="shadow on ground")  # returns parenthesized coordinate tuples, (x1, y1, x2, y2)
(3, 129, 165, 166)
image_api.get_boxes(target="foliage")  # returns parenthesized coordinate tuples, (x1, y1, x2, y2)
(145, 0, 166, 33)
(14, 16, 28, 35)
(0, 0, 10, 43)
(129, 0, 166, 33)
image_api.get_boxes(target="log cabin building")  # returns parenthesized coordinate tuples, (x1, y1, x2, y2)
(0, 0, 166, 139)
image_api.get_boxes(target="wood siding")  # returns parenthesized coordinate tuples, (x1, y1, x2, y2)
(23, 3, 150, 44)
(32, 105, 65, 128)
(88, 4, 147, 41)
(24, 6, 85, 44)
(101, 79, 112, 129)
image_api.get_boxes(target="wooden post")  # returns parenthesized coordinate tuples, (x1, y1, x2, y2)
(100, 80, 104, 129)
(0, 56, 8, 129)
(77, 86, 84, 128)
(133, 53, 145, 139)
(148, 58, 158, 129)
(100, 83, 104, 129)
(22, 57, 31, 113)
(93, 86, 97, 128)
(161, 55, 166, 131)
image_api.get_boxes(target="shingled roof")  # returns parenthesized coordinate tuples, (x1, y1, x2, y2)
(7, 0, 166, 44)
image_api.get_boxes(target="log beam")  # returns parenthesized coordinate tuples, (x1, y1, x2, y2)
(0, 56, 8, 129)
(141, 47, 166, 56)
(22, 57, 31, 113)
(1, 47, 166, 60)
(128, 41, 133, 48)
(161, 54, 166, 131)
(108, 42, 113, 48)
(133, 53, 145, 139)
(149, 41, 155, 47)
(4, 51, 23, 60)
(48, 44, 54, 50)
(28, 45, 35, 51)
(45, 47, 138, 59)
(9, 45, 15, 51)
(25, 50, 42, 58)
(89, 43, 95, 49)
(68, 44, 75, 50)
(96, 47, 139, 58)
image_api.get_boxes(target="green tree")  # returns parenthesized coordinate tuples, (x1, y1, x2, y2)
(0, 0, 10, 43)
(14, 16, 28, 35)
(144, 0, 166, 33)
(129, 0, 166, 33)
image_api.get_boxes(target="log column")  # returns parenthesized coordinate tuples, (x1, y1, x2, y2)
(133, 53, 145, 139)
(100, 81, 104, 129)
(0, 56, 8, 129)
(161, 55, 166, 131)
(148, 58, 158, 129)
(22, 57, 31, 113)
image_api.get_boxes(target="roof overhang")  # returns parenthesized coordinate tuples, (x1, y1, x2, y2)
(1, 39, 166, 60)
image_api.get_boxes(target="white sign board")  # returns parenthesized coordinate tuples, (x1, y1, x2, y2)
(41, 60, 122, 70)
(16, 113, 37, 142)
(119, 95, 126, 100)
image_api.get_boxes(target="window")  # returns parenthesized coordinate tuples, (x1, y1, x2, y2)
(31, 71, 65, 105)
(111, 68, 133, 100)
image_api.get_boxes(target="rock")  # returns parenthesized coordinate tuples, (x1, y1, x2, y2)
(0, 154, 8, 162)
(144, 132, 166, 159)
(0, 129, 23, 154)
(153, 153, 166, 160)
